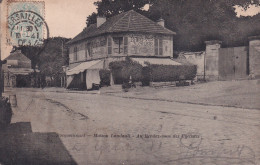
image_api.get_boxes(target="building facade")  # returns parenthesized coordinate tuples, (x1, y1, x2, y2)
(66, 10, 178, 89)
(3, 50, 39, 87)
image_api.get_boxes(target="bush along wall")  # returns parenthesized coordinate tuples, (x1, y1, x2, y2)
(109, 58, 197, 85)
(0, 97, 12, 130)
(109, 57, 143, 84)
(148, 64, 197, 82)
(99, 69, 111, 86)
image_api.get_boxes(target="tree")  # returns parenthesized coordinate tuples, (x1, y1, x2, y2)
(87, 0, 260, 51)
(86, 0, 152, 26)
(148, 0, 260, 51)
(19, 37, 70, 86)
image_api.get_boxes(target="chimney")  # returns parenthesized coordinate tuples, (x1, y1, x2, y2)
(156, 18, 165, 27)
(97, 16, 106, 28)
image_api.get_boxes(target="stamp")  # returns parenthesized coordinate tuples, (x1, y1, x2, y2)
(7, 1, 46, 46)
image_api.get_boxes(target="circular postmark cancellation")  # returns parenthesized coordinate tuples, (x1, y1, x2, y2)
(7, 10, 45, 46)
(180, 132, 202, 150)
(6, 1, 47, 46)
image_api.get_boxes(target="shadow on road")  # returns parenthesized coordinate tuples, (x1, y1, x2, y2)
(0, 122, 77, 165)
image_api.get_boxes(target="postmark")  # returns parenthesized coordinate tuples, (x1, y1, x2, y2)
(179, 132, 202, 149)
(6, 1, 45, 46)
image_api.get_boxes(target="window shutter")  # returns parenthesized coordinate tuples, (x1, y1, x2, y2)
(108, 37, 112, 55)
(159, 39, 163, 56)
(154, 38, 158, 55)
(124, 37, 128, 54)
(85, 43, 88, 58)
(74, 47, 78, 61)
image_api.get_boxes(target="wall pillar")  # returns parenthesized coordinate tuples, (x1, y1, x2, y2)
(204, 40, 222, 81)
(248, 36, 260, 79)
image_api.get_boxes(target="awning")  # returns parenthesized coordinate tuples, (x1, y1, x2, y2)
(131, 58, 181, 66)
(8, 68, 39, 75)
(67, 60, 103, 76)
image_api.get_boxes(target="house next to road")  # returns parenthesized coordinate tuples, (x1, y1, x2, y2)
(66, 10, 181, 89)
(2, 50, 39, 88)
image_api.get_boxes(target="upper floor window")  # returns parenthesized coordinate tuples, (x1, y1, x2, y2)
(123, 37, 128, 54)
(154, 38, 163, 56)
(108, 37, 112, 55)
(85, 43, 92, 58)
(113, 37, 123, 54)
(73, 46, 78, 61)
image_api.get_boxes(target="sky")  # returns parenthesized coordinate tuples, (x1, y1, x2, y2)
(1, 0, 260, 59)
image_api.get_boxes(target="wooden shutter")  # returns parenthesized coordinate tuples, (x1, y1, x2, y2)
(159, 39, 163, 56)
(124, 37, 128, 54)
(108, 37, 112, 55)
(154, 38, 158, 55)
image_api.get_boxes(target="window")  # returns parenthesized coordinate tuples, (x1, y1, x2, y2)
(159, 39, 163, 55)
(154, 38, 163, 56)
(108, 37, 112, 55)
(123, 37, 128, 54)
(85, 43, 88, 58)
(74, 46, 77, 61)
(85, 43, 91, 57)
(113, 37, 123, 54)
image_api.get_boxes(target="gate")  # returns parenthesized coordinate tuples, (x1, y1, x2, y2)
(219, 47, 248, 80)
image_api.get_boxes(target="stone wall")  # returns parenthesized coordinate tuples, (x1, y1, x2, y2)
(249, 36, 260, 78)
(178, 51, 205, 79)
(204, 41, 222, 80)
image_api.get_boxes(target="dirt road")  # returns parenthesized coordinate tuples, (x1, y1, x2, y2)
(5, 88, 260, 165)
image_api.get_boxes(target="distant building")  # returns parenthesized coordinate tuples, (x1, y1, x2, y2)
(3, 50, 39, 87)
(66, 10, 181, 89)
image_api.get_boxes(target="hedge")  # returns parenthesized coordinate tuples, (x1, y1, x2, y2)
(0, 97, 12, 129)
(99, 69, 111, 86)
(148, 64, 197, 82)
(109, 58, 143, 84)
(109, 58, 197, 85)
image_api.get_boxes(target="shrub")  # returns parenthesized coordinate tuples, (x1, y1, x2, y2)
(149, 64, 197, 82)
(0, 97, 12, 129)
(99, 69, 111, 86)
(141, 66, 151, 86)
(109, 58, 143, 84)
(109, 58, 197, 85)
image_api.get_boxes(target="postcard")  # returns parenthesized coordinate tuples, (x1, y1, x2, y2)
(0, 0, 259, 164)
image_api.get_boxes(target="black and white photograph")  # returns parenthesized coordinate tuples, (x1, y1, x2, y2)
(0, 0, 260, 164)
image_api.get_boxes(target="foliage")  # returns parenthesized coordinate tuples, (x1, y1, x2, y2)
(88, 0, 260, 51)
(18, 37, 70, 87)
(109, 58, 197, 85)
(99, 69, 111, 86)
(86, 0, 151, 26)
(148, 0, 260, 51)
(146, 64, 197, 82)
(0, 97, 12, 129)
(109, 58, 143, 84)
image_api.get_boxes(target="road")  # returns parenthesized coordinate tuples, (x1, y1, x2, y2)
(6, 88, 260, 165)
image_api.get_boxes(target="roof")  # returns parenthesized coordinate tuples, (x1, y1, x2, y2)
(5, 50, 31, 62)
(67, 10, 176, 45)
(8, 68, 39, 75)
(131, 57, 181, 66)
(67, 60, 104, 75)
